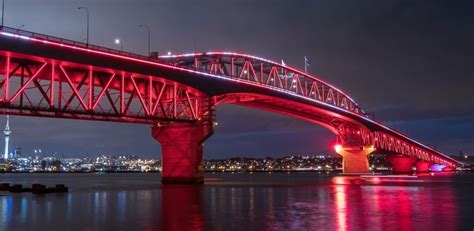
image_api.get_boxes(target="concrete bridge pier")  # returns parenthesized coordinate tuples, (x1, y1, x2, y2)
(415, 160, 433, 173)
(152, 122, 213, 184)
(388, 155, 417, 174)
(335, 145, 375, 174)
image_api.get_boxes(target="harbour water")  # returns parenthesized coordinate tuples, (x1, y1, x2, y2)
(0, 172, 473, 230)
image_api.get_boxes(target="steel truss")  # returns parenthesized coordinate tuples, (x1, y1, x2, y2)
(0, 55, 212, 123)
(337, 126, 457, 167)
(162, 52, 365, 116)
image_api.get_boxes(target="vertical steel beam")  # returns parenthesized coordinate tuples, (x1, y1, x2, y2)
(120, 73, 125, 115)
(88, 68, 93, 110)
(50, 63, 55, 108)
(4, 56, 9, 102)
(19, 65, 24, 108)
(173, 84, 177, 118)
(148, 76, 152, 114)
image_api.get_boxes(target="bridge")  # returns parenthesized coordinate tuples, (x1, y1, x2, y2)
(0, 26, 459, 183)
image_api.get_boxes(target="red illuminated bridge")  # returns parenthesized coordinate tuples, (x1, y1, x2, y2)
(0, 27, 459, 183)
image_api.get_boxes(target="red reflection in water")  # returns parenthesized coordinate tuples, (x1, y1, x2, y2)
(334, 185, 348, 231)
(332, 176, 459, 230)
(160, 185, 205, 231)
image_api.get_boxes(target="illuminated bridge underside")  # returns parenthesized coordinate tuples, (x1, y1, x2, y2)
(0, 27, 459, 182)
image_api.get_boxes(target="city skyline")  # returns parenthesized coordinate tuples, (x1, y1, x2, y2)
(0, 0, 473, 158)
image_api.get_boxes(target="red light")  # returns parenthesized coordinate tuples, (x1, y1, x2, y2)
(370, 177, 381, 184)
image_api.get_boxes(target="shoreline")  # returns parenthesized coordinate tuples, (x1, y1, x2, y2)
(0, 170, 472, 174)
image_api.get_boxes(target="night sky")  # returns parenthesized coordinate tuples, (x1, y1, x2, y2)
(2, 0, 473, 158)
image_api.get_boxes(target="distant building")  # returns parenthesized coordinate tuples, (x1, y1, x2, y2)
(3, 115, 11, 160)
(12, 147, 21, 160)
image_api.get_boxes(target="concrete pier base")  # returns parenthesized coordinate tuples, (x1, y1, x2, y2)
(335, 145, 375, 174)
(152, 122, 213, 184)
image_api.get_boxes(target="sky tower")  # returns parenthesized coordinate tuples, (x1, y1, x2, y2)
(3, 115, 11, 159)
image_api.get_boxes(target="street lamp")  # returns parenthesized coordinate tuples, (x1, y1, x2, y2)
(115, 38, 123, 51)
(78, 7, 89, 46)
(1, 0, 5, 27)
(139, 24, 151, 56)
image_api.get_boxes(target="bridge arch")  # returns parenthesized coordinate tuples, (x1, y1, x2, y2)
(214, 92, 361, 135)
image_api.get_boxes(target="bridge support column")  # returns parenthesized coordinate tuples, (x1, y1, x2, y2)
(335, 145, 375, 174)
(388, 155, 417, 174)
(415, 160, 433, 173)
(152, 122, 213, 184)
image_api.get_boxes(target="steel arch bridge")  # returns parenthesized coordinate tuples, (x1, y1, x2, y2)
(0, 27, 458, 183)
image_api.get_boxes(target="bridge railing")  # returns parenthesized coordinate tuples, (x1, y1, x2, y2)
(0, 26, 151, 60)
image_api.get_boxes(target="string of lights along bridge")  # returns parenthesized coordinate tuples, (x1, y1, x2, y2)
(0, 26, 459, 183)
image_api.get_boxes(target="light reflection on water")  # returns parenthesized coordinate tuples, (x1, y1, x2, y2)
(0, 173, 472, 230)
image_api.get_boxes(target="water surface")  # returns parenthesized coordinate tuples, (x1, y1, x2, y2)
(0, 172, 473, 230)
